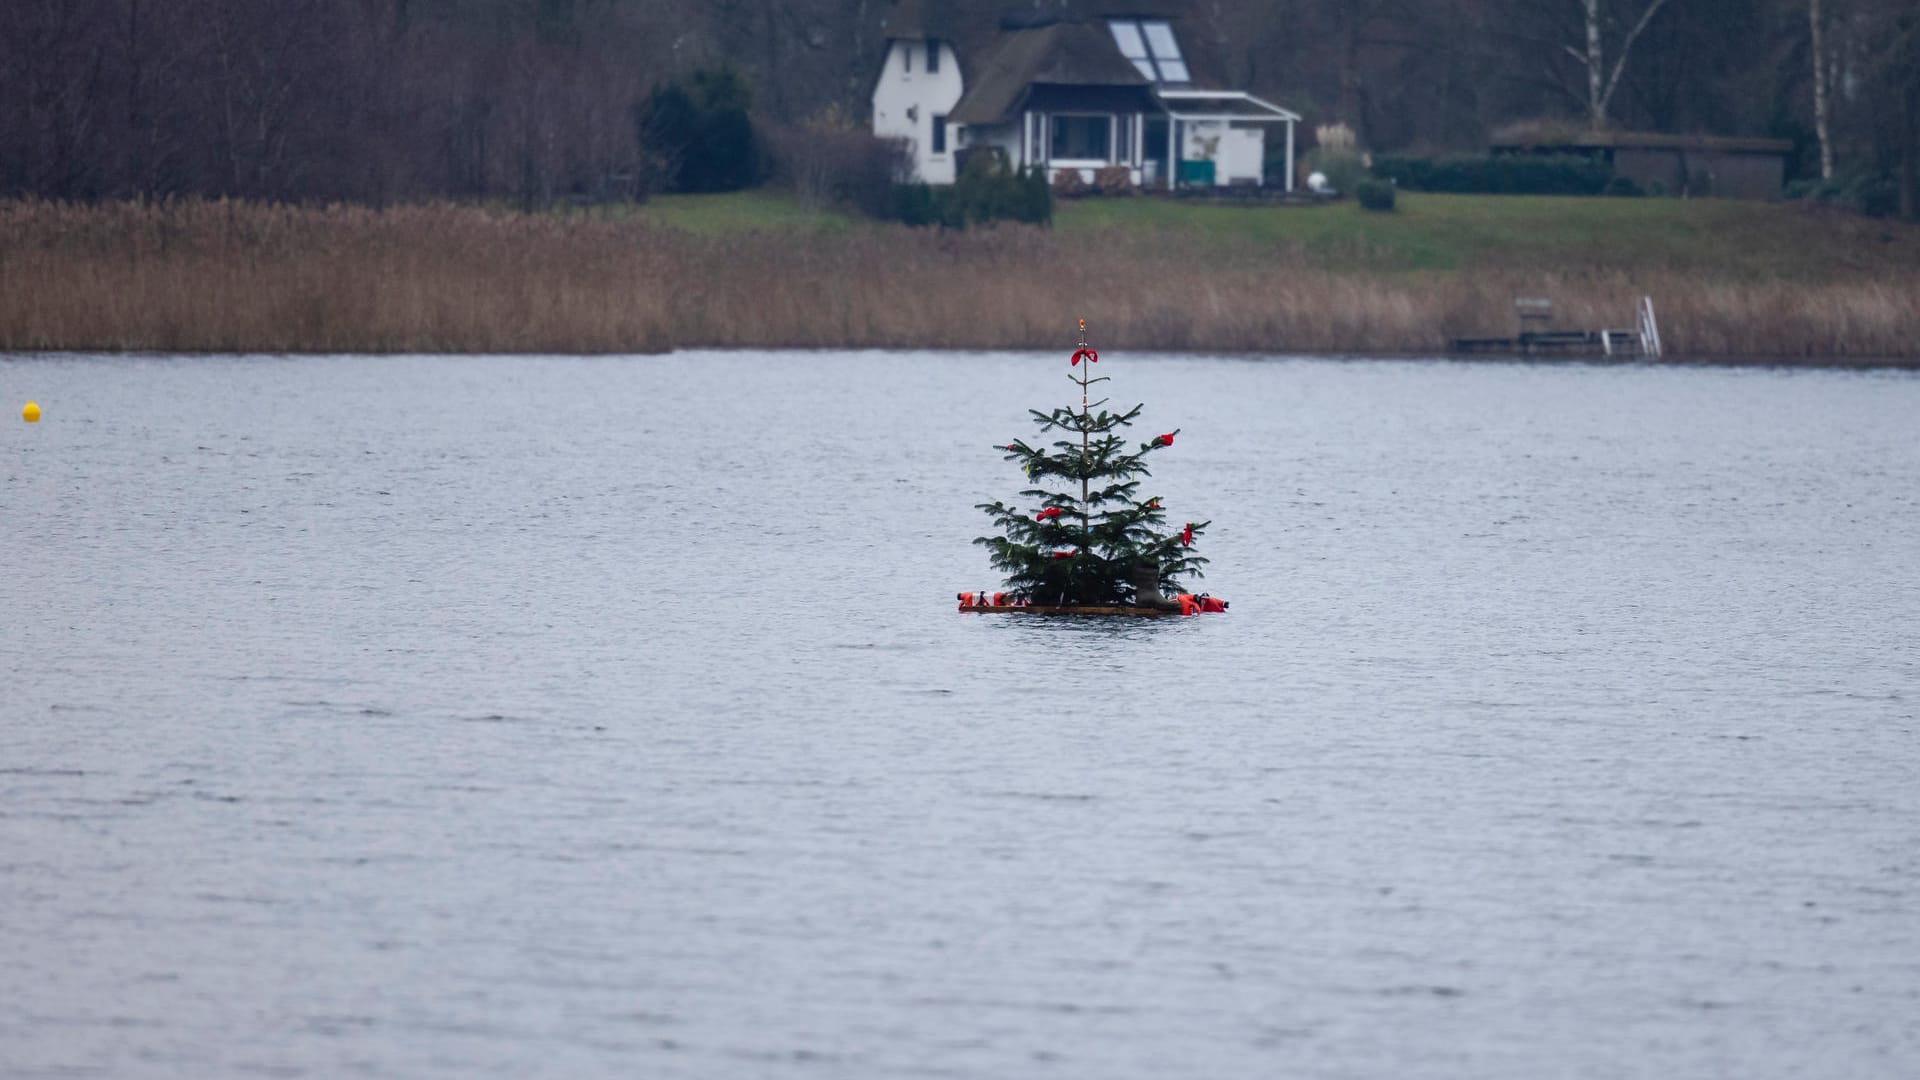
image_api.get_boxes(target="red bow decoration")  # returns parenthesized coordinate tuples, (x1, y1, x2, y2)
(1051, 549, 1078, 559)
(1154, 432, 1175, 447)
(1035, 507, 1063, 521)
(1182, 523, 1194, 547)
(1071, 348, 1098, 366)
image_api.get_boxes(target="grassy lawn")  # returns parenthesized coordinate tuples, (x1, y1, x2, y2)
(1056, 191, 1918, 277)
(605, 187, 1915, 280)
(627, 190, 855, 233)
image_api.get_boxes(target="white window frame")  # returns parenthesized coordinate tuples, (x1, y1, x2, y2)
(1048, 112, 1115, 165)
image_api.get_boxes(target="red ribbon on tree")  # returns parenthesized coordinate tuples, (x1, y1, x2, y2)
(1182, 523, 1194, 547)
(1035, 507, 1063, 521)
(1154, 432, 1176, 447)
(1071, 348, 1098, 366)
(1051, 549, 1078, 559)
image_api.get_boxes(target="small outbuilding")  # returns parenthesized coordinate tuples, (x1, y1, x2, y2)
(1491, 130, 1794, 200)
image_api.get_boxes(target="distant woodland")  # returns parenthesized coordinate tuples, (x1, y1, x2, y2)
(2, 0, 1914, 216)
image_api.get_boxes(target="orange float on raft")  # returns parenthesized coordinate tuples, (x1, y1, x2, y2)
(957, 591, 1026, 610)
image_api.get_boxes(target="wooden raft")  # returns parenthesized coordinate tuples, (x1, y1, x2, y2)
(959, 604, 1177, 617)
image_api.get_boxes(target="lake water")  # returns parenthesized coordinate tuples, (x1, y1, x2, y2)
(3, 351, 1917, 1078)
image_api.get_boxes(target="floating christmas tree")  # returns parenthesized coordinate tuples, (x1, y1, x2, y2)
(964, 320, 1225, 616)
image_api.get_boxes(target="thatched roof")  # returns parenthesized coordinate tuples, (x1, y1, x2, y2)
(946, 19, 1152, 125)
(878, 1, 1203, 67)
(881, 0, 947, 40)
(876, 1, 1221, 124)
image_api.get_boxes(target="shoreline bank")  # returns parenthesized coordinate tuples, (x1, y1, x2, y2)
(8, 348, 1917, 372)
(4, 198, 1916, 360)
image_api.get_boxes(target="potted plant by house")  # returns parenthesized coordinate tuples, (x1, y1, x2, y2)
(959, 320, 1228, 617)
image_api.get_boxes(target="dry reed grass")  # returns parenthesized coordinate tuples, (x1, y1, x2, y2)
(3, 198, 1916, 360)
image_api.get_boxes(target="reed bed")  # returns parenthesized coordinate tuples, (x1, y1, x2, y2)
(3, 198, 1916, 360)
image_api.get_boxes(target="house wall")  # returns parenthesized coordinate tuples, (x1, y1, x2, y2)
(1175, 120, 1264, 186)
(1612, 148, 1783, 200)
(1501, 143, 1787, 200)
(1708, 152, 1785, 200)
(1221, 126, 1265, 185)
(870, 39, 964, 185)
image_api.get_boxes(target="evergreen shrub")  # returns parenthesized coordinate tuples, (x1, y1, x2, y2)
(890, 182, 939, 227)
(637, 68, 762, 193)
(1371, 154, 1610, 195)
(1355, 178, 1396, 211)
(886, 154, 1051, 229)
(1795, 170, 1901, 218)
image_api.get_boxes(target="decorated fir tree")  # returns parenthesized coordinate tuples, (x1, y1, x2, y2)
(970, 320, 1221, 613)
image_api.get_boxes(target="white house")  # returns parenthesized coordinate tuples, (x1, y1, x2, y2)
(871, 1, 1297, 191)
(871, 31, 964, 184)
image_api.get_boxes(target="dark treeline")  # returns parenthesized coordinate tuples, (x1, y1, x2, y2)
(0, 0, 676, 204)
(1, 0, 1914, 215)
(1253, 0, 1917, 215)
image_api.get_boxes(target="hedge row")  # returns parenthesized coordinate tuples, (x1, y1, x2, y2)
(1787, 171, 1902, 218)
(1371, 154, 1611, 196)
(889, 157, 1052, 228)
(1354, 178, 1396, 211)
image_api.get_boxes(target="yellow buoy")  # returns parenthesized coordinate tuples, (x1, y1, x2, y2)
(22, 401, 39, 423)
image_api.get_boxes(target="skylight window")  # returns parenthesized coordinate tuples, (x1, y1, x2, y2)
(1108, 21, 1156, 81)
(1108, 18, 1189, 84)
(1141, 21, 1188, 82)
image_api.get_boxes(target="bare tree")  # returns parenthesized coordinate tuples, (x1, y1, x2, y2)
(1857, 0, 1918, 217)
(1570, 0, 1674, 128)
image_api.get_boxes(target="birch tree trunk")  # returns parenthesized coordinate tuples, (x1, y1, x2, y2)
(1574, 0, 1673, 130)
(1810, 0, 1833, 180)
(1585, 0, 1605, 128)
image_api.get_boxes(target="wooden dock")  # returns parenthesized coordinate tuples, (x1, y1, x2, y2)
(1451, 296, 1662, 359)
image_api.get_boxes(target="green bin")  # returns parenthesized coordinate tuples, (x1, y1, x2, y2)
(1177, 160, 1215, 187)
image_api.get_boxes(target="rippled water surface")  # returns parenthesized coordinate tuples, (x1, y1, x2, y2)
(3, 351, 1918, 1078)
